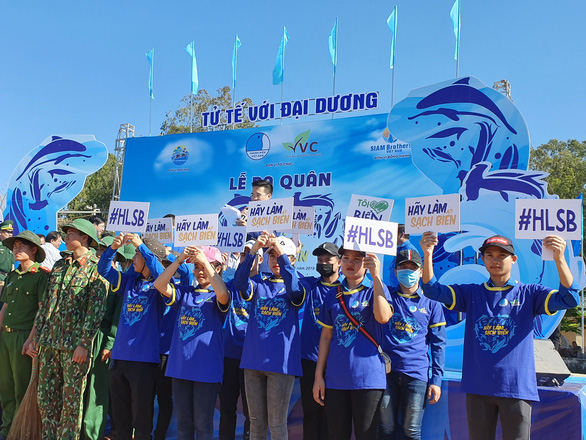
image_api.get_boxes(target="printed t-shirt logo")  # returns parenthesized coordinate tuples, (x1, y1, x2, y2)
(474, 314, 516, 353)
(311, 297, 322, 323)
(124, 295, 150, 326)
(256, 297, 288, 331)
(232, 301, 250, 328)
(178, 306, 205, 340)
(390, 315, 420, 343)
(334, 312, 363, 347)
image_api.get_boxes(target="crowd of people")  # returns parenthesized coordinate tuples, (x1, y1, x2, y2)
(0, 181, 580, 440)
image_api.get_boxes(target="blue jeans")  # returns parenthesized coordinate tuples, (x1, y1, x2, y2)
(172, 378, 220, 440)
(378, 372, 427, 440)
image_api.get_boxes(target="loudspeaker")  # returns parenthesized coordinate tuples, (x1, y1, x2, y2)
(534, 338, 571, 386)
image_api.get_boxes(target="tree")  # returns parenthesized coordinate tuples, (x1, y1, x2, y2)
(67, 153, 117, 212)
(529, 139, 586, 334)
(161, 86, 257, 135)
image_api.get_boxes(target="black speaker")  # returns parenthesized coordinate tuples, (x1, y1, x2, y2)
(534, 338, 571, 386)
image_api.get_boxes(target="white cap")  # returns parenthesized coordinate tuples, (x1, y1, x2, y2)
(276, 236, 297, 256)
(244, 239, 263, 257)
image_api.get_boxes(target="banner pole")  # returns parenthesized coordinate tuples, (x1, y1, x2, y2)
(149, 98, 152, 137)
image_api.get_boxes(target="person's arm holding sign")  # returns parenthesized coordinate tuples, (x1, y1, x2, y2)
(364, 253, 393, 324)
(542, 235, 579, 311)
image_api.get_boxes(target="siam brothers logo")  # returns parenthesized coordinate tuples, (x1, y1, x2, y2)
(246, 132, 271, 160)
(371, 129, 411, 160)
(282, 129, 320, 157)
(171, 145, 189, 165)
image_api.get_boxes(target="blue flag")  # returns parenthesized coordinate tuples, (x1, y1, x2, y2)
(328, 18, 338, 74)
(232, 35, 241, 91)
(185, 41, 199, 95)
(450, 0, 461, 60)
(387, 6, 397, 69)
(146, 48, 154, 99)
(272, 26, 289, 85)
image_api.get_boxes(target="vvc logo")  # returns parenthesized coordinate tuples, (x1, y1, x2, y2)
(282, 130, 318, 154)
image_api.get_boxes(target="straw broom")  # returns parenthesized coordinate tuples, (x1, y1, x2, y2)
(7, 356, 42, 440)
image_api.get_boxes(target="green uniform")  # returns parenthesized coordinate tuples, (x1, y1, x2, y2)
(35, 251, 108, 440)
(0, 262, 49, 437)
(0, 244, 15, 283)
(81, 289, 123, 440)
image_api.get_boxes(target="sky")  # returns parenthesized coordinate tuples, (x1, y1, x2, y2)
(0, 0, 584, 192)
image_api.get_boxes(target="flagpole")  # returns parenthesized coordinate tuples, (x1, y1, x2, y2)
(149, 98, 152, 137)
(332, 22, 337, 119)
(456, 0, 461, 77)
(391, 67, 395, 108)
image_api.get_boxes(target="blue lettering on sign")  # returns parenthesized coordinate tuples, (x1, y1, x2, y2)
(293, 211, 307, 221)
(195, 220, 209, 230)
(517, 208, 578, 233)
(267, 205, 283, 215)
(249, 207, 265, 216)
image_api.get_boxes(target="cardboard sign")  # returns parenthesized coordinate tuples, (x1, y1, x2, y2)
(285, 206, 315, 235)
(515, 199, 582, 240)
(405, 194, 460, 234)
(217, 226, 246, 253)
(343, 217, 398, 256)
(107, 201, 150, 233)
(246, 197, 294, 232)
(174, 214, 219, 247)
(143, 217, 174, 244)
(347, 194, 394, 221)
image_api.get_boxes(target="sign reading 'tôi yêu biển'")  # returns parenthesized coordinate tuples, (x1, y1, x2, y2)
(404, 194, 460, 234)
(246, 197, 294, 232)
(347, 194, 394, 221)
(343, 217, 398, 256)
(107, 201, 150, 234)
(174, 214, 219, 247)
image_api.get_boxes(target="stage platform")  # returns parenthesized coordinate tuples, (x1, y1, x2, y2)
(147, 371, 586, 439)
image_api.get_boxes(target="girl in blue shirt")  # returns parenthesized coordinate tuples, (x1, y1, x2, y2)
(313, 248, 393, 440)
(153, 245, 230, 440)
(233, 232, 305, 440)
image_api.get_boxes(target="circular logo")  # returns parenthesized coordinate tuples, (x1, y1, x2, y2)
(246, 133, 270, 160)
(171, 145, 189, 165)
(498, 298, 509, 307)
(409, 305, 417, 313)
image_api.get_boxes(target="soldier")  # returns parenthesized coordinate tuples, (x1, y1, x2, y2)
(33, 218, 108, 440)
(0, 220, 16, 287)
(0, 230, 49, 440)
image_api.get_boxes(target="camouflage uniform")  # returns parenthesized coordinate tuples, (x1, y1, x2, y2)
(0, 262, 49, 437)
(35, 251, 108, 440)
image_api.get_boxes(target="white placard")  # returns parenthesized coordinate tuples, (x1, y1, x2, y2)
(347, 194, 394, 221)
(217, 226, 246, 253)
(284, 206, 315, 235)
(515, 199, 582, 240)
(246, 197, 294, 232)
(107, 201, 150, 233)
(405, 194, 460, 234)
(143, 217, 174, 244)
(343, 217, 398, 256)
(174, 214, 219, 247)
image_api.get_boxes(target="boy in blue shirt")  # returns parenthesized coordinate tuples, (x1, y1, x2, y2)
(420, 232, 578, 440)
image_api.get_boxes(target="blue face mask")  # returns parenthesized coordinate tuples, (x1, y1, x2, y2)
(397, 269, 420, 288)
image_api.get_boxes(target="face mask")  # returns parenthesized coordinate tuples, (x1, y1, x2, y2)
(397, 269, 420, 288)
(316, 263, 336, 277)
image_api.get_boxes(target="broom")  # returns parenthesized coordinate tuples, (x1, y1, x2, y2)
(7, 356, 42, 440)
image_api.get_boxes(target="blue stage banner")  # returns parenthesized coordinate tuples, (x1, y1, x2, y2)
(120, 76, 586, 374)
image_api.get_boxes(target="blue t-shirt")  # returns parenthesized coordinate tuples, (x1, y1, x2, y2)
(234, 253, 305, 376)
(299, 276, 340, 362)
(382, 288, 446, 386)
(98, 245, 165, 364)
(223, 278, 254, 360)
(317, 279, 389, 390)
(165, 284, 229, 382)
(423, 276, 579, 401)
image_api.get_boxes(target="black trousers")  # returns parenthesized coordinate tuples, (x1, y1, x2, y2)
(324, 388, 384, 440)
(153, 354, 173, 440)
(109, 360, 159, 440)
(466, 393, 532, 440)
(300, 359, 328, 440)
(219, 357, 250, 440)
